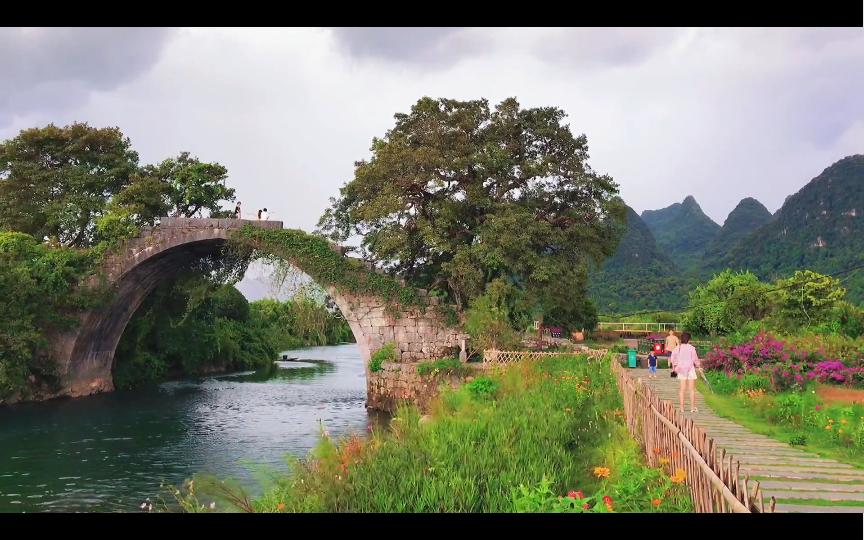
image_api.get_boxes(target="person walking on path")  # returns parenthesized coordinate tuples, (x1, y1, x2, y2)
(665, 329, 680, 356)
(670, 331, 702, 413)
(647, 350, 658, 379)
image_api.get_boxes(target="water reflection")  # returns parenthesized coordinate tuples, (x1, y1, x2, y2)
(0, 344, 382, 513)
(222, 359, 337, 384)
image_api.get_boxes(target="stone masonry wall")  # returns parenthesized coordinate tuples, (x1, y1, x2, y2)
(330, 291, 470, 370)
(366, 362, 484, 413)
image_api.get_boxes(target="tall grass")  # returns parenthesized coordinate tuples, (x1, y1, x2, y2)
(197, 355, 690, 513)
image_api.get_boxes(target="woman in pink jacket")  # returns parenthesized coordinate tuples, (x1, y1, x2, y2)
(670, 332, 702, 413)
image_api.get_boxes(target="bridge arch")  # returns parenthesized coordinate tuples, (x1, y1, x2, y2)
(53, 218, 467, 401)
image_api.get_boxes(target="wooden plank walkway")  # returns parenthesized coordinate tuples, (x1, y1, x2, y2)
(632, 368, 864, 513)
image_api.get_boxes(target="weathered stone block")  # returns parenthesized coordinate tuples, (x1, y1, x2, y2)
(378, 327, 395, 342)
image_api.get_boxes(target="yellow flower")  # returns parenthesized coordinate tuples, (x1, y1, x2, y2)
(826, 425, 832, 430)
(593, 467, 611, 478)
(829, 419, 834, 424)
(670, 468, 687, 484)
(659, 458, 670, 464)
(839, 429, 844, 434)
(841, 419, 847, 425)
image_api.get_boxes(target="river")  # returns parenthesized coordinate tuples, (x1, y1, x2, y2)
(0, 344, 385, 513)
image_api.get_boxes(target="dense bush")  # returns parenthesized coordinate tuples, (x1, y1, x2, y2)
(838, 302, 864, 340)
(682, 269, 858, 341)
(0, 232, 101, 397)
(682, 270, 773, 337)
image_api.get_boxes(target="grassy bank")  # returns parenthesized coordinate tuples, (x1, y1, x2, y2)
(699, 376, 864, 470)
(169, 354, 692, 513)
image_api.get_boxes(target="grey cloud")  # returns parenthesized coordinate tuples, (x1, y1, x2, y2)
(0, 27, 177, 127)
(734, 27, 863, 52)
(532, 27, 685, 69)
(328, 27, 487, 68)
(721, 29, 864, 151)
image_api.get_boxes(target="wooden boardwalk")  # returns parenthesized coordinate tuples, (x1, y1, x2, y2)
(633, 368, 864, 513)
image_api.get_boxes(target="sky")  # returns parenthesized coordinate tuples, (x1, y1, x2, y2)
(2, 27, 863, 298)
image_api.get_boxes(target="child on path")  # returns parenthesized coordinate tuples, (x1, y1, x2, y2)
(647, 351, 658, 379)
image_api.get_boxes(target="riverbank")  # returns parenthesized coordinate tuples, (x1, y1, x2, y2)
(175, 354, 692, 513)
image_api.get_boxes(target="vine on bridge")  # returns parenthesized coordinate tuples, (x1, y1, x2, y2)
(230, 225, 431, 316)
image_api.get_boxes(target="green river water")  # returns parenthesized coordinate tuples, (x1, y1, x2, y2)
(0, 344, 386, 513)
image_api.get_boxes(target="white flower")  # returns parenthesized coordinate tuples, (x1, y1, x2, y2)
(210, 502, 216, 510)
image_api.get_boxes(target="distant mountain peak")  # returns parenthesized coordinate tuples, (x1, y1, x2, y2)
(700, 197, 772, 272)
(720, 154, 864, 304)
(639, 196, 720, 274)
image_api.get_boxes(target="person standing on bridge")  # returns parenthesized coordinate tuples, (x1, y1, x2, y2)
(262, 208, 269, 220)
(257, 209, 262, 220)
(234, 201, 242, 219)
(670, 332, 702, 414)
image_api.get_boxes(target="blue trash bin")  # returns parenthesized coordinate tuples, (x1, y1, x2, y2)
(627, 349, 637, 368)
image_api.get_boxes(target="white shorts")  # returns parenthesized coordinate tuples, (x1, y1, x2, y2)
(677, 368, 697, 380)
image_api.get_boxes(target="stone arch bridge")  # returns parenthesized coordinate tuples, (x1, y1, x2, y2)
(51, 217, 468, 404)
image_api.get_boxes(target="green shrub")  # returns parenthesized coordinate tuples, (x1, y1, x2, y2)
(789, 435, 807, 446)
(465, 377, 498, 400)
(369, 342, 397, 373)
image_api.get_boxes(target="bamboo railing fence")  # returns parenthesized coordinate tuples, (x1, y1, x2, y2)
(485, 346, 775, 513)
(609, 354, 775, 513)
(482, 348, 609, 365)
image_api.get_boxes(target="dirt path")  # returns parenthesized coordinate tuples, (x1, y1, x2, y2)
(632, 368, 864, 513)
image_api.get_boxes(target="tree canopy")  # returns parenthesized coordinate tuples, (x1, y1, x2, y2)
(0, 123, 236, 247)
(317, 97, 626, 329)
(0, 123, 140, 247)
(682, 270, 773, 337)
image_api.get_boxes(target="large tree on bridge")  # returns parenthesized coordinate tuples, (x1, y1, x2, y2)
(0, 123, 140, 247)
(0, 123, 236, 247)
(317, 97, 626, 328)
